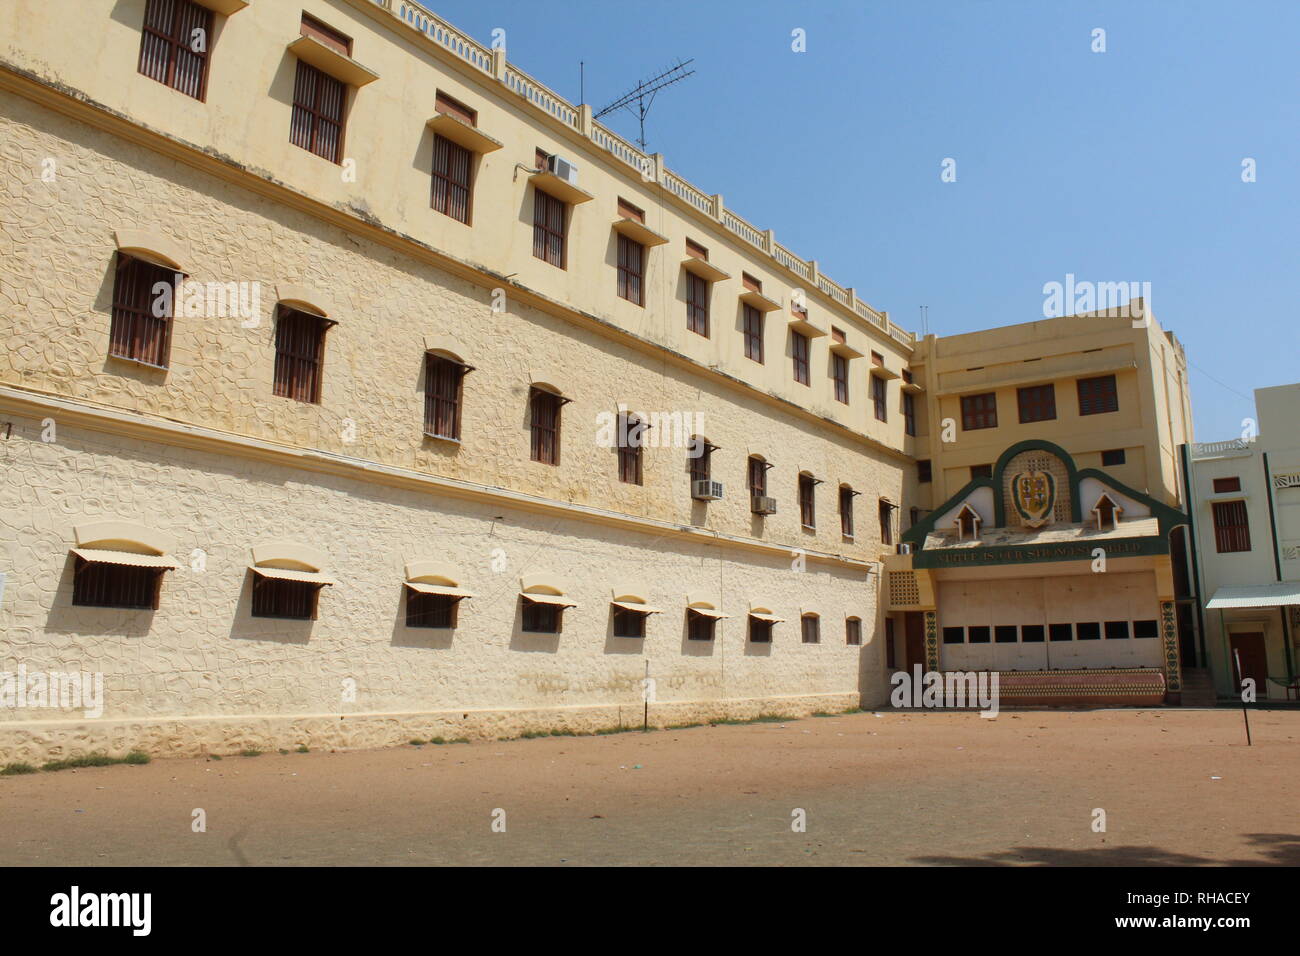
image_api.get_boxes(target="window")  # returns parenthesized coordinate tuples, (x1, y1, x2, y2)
(1133, 620, 1159, 639)
(885, 618, 896, 667)
(792, 331, 810, 385)
(617, 413, 643, 485)
(300, 13, 351, 53)
(957, 508, 978, 539)
(687, 609, 717, 641)
(613, 606, 647, 638)
(742, 272, 762, 292)
(1076, 622, 1101, 640)
(252, 578, 321, 620)
(435, 90, 476, 125)
(686, 238, 709, 260)
(290, 61, 346, 164)
(872, 375, 887, 422)
(1049, 623, 1073, 642)
(407, 592, 457, 628)
(846, 617, 862, 646)
(529, 387, 563, 465)
(273, 306, 331, 404)
(686, 272, 710, 336)
(1017, 384, 1056, 423)
(994, 625, 1018, 643)
(961, 392, 997, 430)
(917, 459, 932, 483)
(903, 391, 916, 436)
(942, 626, 964, 645)
(832, 353, 849, 404)
(749, 616, 774, 643)
(522, 599, 561, 633)
(1211, 500, 1251, 553)
(801, 614, 820, 644)
(742, 304, 764, 362)
(1021, 625, 1045, 643)
(431, 134, 472, 224)
(532, 189, 566, 268)
(424, 354, 468, 440)
(1102, 448, 1126, 466)
(110, 254, 177, 368)
(879, 500, 893, 545)
(967, 626, 991, 644)
(1104, 621, 1130, 640)
(748, 456, 768, 498)
(840, 486, 856, 538)
(1077, 374, 1118, 416)
(1213, 476, 1241, 493)
(138, 0, 213, 101)
(617, 234, 645, 306)
(971, 464, 993, 479)
(689, 437, 715, 485)
(72, 560, 163, 610)
(798, 473, 816, 529)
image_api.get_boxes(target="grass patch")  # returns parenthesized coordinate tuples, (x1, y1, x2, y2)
(208, 754, 222, 761)
(1, 762, 38, 776)
(295, 745, 309, 753)
(409, 739, 427, 746)
(37, 751, 150, 773)
(238, 749, 262, 758)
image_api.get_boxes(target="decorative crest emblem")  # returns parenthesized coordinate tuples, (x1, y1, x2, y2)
(1011, 470, 1055, 527)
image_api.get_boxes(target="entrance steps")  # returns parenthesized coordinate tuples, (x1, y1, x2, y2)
(1180, 667, 1218, 707)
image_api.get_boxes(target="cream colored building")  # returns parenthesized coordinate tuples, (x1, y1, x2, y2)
(886, 306, 1198, 705)
(1189, 384, 1300, 699)
(0, 0, 923, 759)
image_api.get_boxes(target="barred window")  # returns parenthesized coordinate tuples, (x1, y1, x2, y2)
(801, 614, 820, 644)
(533, 190, 566, 268)
(742, 304, 763, 362)
(617, 234, 645, 306)
(1211, 500, 1251, 553)
(138, 0, 213, 101)
(687, 610, 717, 642)
(689, 438, 715, 485)
(529, 387, 563, 465)
(799, 473, 816, 529)
(792, 331, 810, 385)
(252, 578, 321, 620)
(290, 61, 346, 164)
(1077, 375, 1118, 416)
(407, 592, 458, 628)
(613, 606, 647, 638)
(961, 392, 998, 430)
(879, 499, 894, 545)
(748, 456, 768, 497)
(72, 560, 164, 610)
(431, 134, 472, 224)
(749, 616, 773, 643)
(273, 306, 331, 404)
(903, 391, 916, 436)
(687, 273, 710, 336)
(424, 354, 469, 440)
(872, 374, 887, 422)
(845, 617, 862, 646)
(110, 253, 177, 368)
(522, 599, 562, 633)
(617, 413, 643, 485)
(840, 486, 855, 538)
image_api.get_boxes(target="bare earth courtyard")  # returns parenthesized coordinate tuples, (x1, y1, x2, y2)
(1, 709, 1296, 867)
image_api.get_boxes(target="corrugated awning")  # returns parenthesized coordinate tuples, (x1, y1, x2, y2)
(522, 592, 577, 608)
(405, 581, 473, 599)
(612, 600, 662, 614)
(748, 612, 785, 623)
(1206, 584, 1300, 609)
(251, 566, 337, 586)
(72, 548, 180, 570)
(687, 606, 730, 619)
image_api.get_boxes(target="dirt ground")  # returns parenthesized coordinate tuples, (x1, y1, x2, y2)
(1, 708, 1296, 866)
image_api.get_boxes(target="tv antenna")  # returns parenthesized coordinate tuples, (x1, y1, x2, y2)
(594, 58, 695, 150)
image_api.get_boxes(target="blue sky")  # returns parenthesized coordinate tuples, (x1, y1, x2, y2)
(418, 0, 1299, 440)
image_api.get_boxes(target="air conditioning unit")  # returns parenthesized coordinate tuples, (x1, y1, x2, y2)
(547, 153, 579, 187)
(751, 495, 778, 515)
(898, 542, 912, 555)
(692, 479, 724, 501)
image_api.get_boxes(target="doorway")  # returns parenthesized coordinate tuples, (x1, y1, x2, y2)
(904, 612, 927, 672)
(1229, 632, 1268, 697)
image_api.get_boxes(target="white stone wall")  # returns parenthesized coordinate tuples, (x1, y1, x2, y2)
(0, 411, 886, 759)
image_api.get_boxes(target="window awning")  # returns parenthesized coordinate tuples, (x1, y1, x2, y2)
(405, 581, 474, 599)
(72, 548, 180, 569)
(748, 611, 785, 623)
(1206, 584, 1300, 609)
(612, 600, 663, 614)
(688, 606, 730, 620)
(252, 566, 337, 586)
(522, 592, 577, 608)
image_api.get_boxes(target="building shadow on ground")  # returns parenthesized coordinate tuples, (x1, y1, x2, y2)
(910, 832, 1300, 866)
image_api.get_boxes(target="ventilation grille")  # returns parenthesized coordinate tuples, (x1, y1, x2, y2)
(889, 571, 920, 608)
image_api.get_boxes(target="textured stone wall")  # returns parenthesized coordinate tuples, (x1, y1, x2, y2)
(0, 410, 887, 759)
